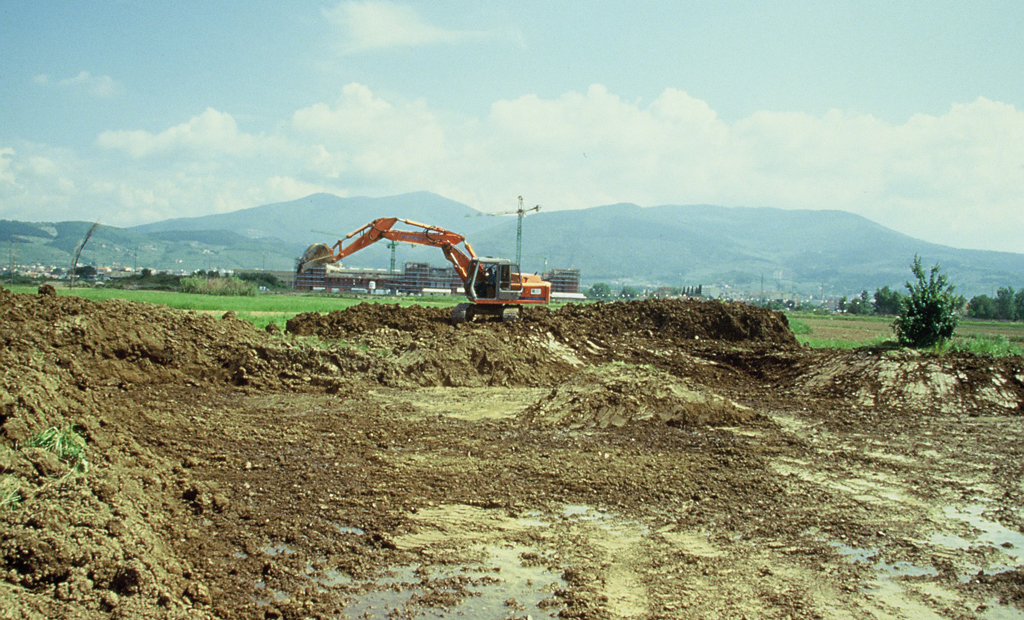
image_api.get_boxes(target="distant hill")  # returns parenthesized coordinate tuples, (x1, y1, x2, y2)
(5, 193, 1024, 297)
(466, 203, 1024, 296)
(132, 191, 488, 246)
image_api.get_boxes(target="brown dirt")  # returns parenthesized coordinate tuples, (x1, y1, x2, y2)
(521, 364, 759, 429)
(2, 287, 1024, 619)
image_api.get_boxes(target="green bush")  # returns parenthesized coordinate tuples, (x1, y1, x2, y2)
(237, 271, 283, 289)
(893, 256, 960, 348)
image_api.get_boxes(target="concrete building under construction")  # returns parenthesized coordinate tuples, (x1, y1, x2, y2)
(294, 262, 581, 296)
(542, 269, 581, 294)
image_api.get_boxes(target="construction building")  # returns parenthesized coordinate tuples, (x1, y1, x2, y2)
(294, 262, 461, 295)
(542, 269, 581, 294)
(294, 262, 582, 296)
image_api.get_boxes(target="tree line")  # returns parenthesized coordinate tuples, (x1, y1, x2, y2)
(838, 286, 906, 316)
(841, 284, 1024, 321)
(966, 287, 1024, 321)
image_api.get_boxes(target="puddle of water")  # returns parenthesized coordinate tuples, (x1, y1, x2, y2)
(262, 542, 297, 556)
(830, 541, 938, 578)
(825, 504, 1024, 620)
(922, 503, 1024, 579)
(253, 580, 291, 606)
(831, 541, 879, 564)
(341, 544, 564, 619)
(560, 503, 651, 536)
(329, 522, 365, 536)
(981, 597, 1024, 620)
(562, 504, 607, 520)
(937, 504, 1024, 561)
(876, 559, 939, 578)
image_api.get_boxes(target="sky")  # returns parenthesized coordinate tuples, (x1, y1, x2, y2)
(1, 0, 1022, 253)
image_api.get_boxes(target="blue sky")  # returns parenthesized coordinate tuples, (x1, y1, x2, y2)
(1, 1, 1022, 253)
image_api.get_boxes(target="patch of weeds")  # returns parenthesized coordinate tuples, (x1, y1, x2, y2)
(1, 477, 22, 510)
(946, 333, 1024, 357)
(24, 424, 89, 473)
(797, 335, 895, 350)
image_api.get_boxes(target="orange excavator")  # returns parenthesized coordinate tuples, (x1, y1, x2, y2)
(298, 217, 551, 322)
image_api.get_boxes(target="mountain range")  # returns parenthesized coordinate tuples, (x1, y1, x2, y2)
(3, 192, 1023, 298)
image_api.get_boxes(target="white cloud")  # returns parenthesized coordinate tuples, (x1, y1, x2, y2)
(0, 143, 88, 222)
(34, 71, 121, 98)
(96, 108, 280, 159)
(292, 83, 446, 182)
(325, 1, 520, 53)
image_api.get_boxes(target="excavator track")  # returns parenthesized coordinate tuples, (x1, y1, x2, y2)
(451, 303, 473, 323)
(451, 303, 520, 323)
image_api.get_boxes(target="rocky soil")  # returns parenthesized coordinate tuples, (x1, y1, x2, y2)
(2, 287, 1023, 619)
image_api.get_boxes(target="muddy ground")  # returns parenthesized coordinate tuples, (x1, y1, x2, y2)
(3, 287, 1024, 620)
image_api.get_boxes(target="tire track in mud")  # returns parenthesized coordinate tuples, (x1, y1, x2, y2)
(559, 507, 651, 618)
(767, 406, 1024, 620)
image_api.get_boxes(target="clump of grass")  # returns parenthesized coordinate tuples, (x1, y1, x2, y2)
(24, 424, 89, 473)
(0, 478, 21, 510)
(180, 275, 257, 296)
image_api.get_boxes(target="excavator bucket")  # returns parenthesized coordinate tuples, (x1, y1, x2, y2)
(298, 243, 335, 272)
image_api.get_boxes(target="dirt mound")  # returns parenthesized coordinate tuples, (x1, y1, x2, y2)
(2, 286, 267, 389)
(286, 302, 453, 338)
(287, 299, 797, 348)
(521, 363, 759, 429)
(1, 288, 386, 433)
(0, 288, 390, 620)
(283, 299, 795, 389)
(792, 349, 1024, 414)
(392, 329, 585, 387)
(527, 298, 797, 347)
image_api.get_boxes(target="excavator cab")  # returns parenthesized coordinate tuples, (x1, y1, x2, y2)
(466, 258, 521, 302)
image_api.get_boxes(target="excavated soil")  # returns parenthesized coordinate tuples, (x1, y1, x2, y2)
(3, 288, 1024, 620)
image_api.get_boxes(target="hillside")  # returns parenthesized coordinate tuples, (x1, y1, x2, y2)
(5, 193, 1024, 297)
(467, 203, 1024, 296)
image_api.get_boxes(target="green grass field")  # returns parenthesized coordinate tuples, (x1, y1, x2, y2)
(3, 284, 461, 331)
(787, 312, 1024, 356)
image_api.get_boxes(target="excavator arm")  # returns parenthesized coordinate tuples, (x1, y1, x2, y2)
(299, 217, 477, 281)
